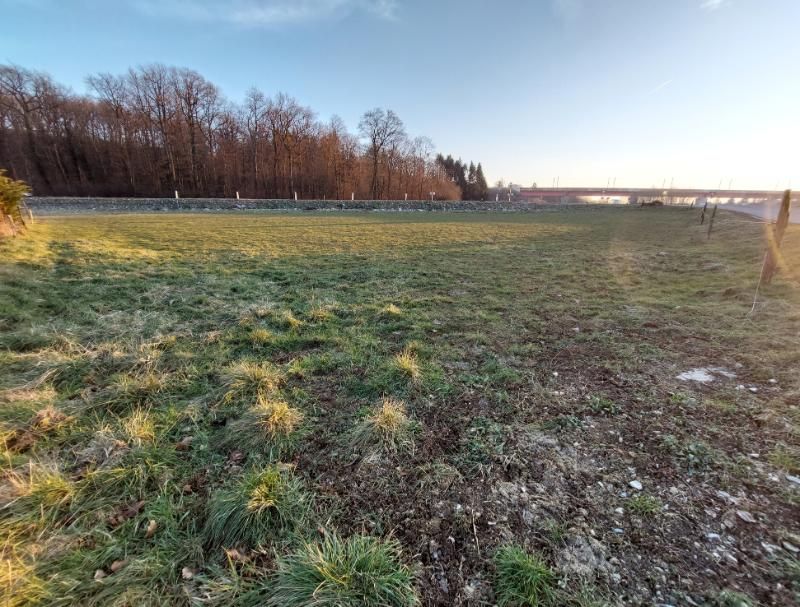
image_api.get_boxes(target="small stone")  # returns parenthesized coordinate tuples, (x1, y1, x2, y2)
(614, 507, 624, 515)
(768, 378, 778, 384)
(181, 567, 194, 580)
(613, 528, 624, 534)
(782, 541, 799, 554)
(748, 387, 758, 393)
(706, 533, 721, 542)
(110, 559, 127, 573)
(94, 569, 107, 581)
(736, 510, 756, 523)
(629, 480, 643, 491)
(786, 474, 800, 485)
(723, 553, 738, 566)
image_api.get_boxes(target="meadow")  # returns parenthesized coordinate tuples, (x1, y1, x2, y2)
(1, 208, 799, 606)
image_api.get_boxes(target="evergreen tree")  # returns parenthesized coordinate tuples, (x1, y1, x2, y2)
(475, 163, 489, 200)
(467, 162, 477, 199)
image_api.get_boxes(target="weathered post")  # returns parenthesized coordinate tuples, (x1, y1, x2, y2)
(700, 200, 708, 224)
(236, 191, 240, 200)
(706, 205, 717, 239)
(760, 189, 792, 284)
(175, 190, 179, 199)
(294, 192, 298, 201)
(351, 192, 354, 201)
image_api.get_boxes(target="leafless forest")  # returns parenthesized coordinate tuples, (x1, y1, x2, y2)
(0, 64, 487, 200)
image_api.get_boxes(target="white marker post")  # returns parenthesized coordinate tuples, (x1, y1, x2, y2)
(294, 192, 298, 201)
(236, 191, 240, 200)
(351, 192, 354, 201)
(405, 193, 408, 201)
(175, 190, 179, 199)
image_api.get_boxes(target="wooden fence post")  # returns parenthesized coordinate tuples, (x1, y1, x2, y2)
(707, 205, 717, 239)
(700, 200, 708, 224)
(760, 189, 792, 284)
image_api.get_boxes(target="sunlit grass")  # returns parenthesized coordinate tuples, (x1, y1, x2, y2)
(1, 209, 798, 605)
(351, 397, 417, 455)
(269, 532, 418, 606)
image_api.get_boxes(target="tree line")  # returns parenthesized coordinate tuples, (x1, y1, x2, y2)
(0, 63, 488, 200)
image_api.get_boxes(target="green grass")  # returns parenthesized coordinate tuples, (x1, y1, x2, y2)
(269, 532, 418, 606)
(203, 464, 311, 550)
(1, 208, 799, 605)
(494, 544, 557, 607)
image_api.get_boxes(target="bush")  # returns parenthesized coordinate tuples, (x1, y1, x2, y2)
(0, 169, 29, 233)
(494, 545, 556, 607)
(269, 532, 418, 606)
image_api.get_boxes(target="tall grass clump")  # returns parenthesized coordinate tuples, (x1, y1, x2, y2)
(203, 465, 309, 549)
(393, 346, 421, 382)
(351, 397, 417, 455)
(1, 463, 75, 530)
(494, 545, 556, 607)
(269, 532, 418, 607)
(224, 396, 305, 459)
(222, 361, 285, 406)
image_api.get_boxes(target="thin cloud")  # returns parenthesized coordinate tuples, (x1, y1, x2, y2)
(700, 0, 727, 11)
(646, 79, 673, 96)
(132, 0, 398, 27)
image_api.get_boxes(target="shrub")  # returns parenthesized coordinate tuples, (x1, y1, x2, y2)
(204, 465, 309, 549)
(351, 397, 417, 455)
(0, 169, 29, 227)
(269, 532, 418, 606)
(494, 545, 556, 607)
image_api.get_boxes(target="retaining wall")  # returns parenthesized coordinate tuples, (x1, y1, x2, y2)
(26, 197, 586, 215)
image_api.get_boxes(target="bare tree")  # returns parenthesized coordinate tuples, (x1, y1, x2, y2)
(358, 108, 405, 200)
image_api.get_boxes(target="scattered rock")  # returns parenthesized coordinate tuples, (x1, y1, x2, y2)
(782, 541, 799, 554)
(676, 367, 735, 383)
(181, 567, 194, 580)
(556, 536, 610, 579)
(736, 510, 756, 523)
(786, 474, 800, 485)
(629, 480, 643, 491)
(94, 569, 107, 581)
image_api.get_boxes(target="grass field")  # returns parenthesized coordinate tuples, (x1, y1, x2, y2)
(1, 208, 799, 606)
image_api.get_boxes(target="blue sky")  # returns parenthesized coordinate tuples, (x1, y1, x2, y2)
(2, 0, 799, 189)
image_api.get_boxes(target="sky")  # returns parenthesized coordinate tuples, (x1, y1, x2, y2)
(2, 0, 799, 189)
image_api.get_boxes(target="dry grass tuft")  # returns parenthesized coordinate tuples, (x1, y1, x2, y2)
(309, 305, 335, 322)
(119, 409, 156, 445)
(282, 311, 304, 331)
(250, 327, 274, 346)
(394, 347, 421, 381)
(223, 361, 284, 404)
(383, 303, 402, 316)
(351, 397, 417, 455)
(254, 396, 304, 438)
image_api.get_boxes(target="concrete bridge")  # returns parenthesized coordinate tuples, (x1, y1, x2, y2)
(519, 187, 796, 202)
